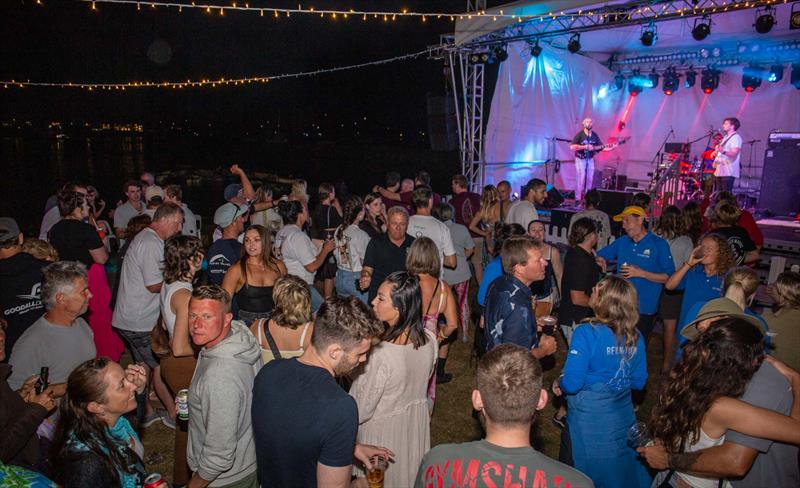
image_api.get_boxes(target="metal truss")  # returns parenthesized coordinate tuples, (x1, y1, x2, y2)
(459, 0, 784, 49)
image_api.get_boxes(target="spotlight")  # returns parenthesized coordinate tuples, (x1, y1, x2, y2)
(640, 22, 657, 47)
(700, 68, 720, 94)
(649, 69, 660, 89)
(663, 67, 679, 95)
(692, 16, 711, 41)
(629, 70, 654, 90)
(614, 72, 625, 91)
(567, 33, 581, 54)
(685, 67, 697, 88)
(742, 65, 763, 93)
(469, 52, 490, 64)
(792, 64, 800, 90)
(767, 64, 784, 83)
(529, 39, 542, 58)
(754, 7, 775, 34)
(493, 45, 509, 63)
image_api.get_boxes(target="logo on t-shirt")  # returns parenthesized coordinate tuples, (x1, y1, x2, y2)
(208, 254, 231, 273)
(16, 283, 41, 301)
(6, 282, 43, 317)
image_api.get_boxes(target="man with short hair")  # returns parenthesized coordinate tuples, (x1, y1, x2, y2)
(506, 178, 546, 229)
(483, 236, 557, 359)
(0, 218, 47, 357)
(113, 180, 145, 240)
(206, 202, 247, 285)
(414, 343, 593, 488)
(376, 171, 443, 214)
(407, 186, 457, 271)
(224, 164, 258, 208)
(450, 174, 484, 281)
(113, 202, 183, 425)
(639, 305, 799, 487)
(372, 171, 413, 214)
(568, 188, 611, 248)
(8, 261, 96, 390)
(496, 180, 513, 221)
(360, 207, 415, 302)
(713, 117, 742, 193)
(187, 285, 262, 488)
(597, 205, 675, 340)
(252, 296, 391, 488)
(164, 184, 198, 237)
(569, 117, 603, 201)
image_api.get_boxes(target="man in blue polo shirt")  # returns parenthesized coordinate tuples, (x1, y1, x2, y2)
(597, 206, 674, 340)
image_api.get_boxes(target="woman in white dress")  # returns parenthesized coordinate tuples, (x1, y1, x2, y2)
(349, 271, 437, 487)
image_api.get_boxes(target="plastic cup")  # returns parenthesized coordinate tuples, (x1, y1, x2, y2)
(367, 455, 387, 488)
(626, 421, 653, 448)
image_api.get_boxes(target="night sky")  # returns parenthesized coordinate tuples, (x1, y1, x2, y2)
(1, 1, 468, 128)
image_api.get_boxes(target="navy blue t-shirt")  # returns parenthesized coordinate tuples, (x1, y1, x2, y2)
(205, 238, 241, 285)
(252, 358, 358, 488)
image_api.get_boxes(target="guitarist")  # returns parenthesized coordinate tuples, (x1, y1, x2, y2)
(712, 117, 742, 192)
(569, 118, 604, 201)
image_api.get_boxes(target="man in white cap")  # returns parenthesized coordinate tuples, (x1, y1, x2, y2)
(206, 202, 247, 286)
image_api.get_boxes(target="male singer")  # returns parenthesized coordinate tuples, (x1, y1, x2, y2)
(569, 118, 603, 201)
(712, 117, 742, 192)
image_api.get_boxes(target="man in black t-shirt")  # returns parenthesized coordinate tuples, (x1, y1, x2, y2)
(360, 207, 414, 301)
(252, 297, 392, 488)
(712, 203, 758, 265)
(569, 118, 603, 201)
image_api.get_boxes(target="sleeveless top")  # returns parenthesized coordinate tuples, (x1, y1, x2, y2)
(256, 319, 311, 364)
(235, 282, 275, 315)
(160, 281, 193, 338)
(677, 429, 729, 488)
(422, 279, 446, 332)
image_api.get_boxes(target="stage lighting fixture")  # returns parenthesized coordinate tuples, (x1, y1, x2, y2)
(792, 64, 800, 90)
(567, 34, 581, 54)
(767, 65, 784, 83)
(692, 17, 711, 41)
(700, 68, 720, 94)
(469, 52, 490, 64)
(685, 68, 697, 88)
(663, 68, 679, 95)
(530, 39, 542, 58)
(640, 22, 657, 47)
(649, 69, 660, 88)
(754, 7, 775, 34)
(742, 65, 763, 93)
(493, 45, 509, 63)
(614, 72, 625, 91)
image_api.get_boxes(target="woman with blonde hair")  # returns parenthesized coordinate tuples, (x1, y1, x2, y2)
(249, 275, 313, 364)
(21, 238, 59, 261)
(722, 266, 770, 348)
(765, 271, 800, 370)
(469, 185, 502, 259)
(406, 237, 458, 395)
(554, 276, 650, 488)
(222, 224, 287, 324)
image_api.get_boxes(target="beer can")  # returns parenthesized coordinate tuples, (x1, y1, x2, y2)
(143, 473, 164, 488)
(176, 389, 189, 421)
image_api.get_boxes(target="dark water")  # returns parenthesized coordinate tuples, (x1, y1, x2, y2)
(1, 126, 458, 235)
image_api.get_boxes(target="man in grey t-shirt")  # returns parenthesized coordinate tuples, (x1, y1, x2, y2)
(8, 261, 96, 390)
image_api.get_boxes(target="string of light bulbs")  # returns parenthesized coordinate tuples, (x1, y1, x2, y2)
(1, 48, 433, 91)
(70, 0, 786, 25)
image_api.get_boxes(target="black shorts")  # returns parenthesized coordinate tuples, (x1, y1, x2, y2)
(658, 289, 684, 321)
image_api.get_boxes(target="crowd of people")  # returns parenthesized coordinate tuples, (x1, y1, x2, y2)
(0, 166, 798, 488)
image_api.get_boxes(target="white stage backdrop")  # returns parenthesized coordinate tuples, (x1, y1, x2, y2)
(483, 41, 800, 195)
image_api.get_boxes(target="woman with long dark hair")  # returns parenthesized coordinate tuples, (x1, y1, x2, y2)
(681, 201, 704, 245)
(222, 224, 286, 324)
(349, 271, 437, 487)
(48, 188, 124, 361)
(51, 358, 158, 487)
(334, 197, 371, 302)
(554, 275, 650, 488)
(273, 200, 334, 313)
(359, 192, 387, 238)
(646, 318, 800, 488)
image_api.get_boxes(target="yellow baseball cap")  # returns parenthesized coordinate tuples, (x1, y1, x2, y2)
(613, 205, 647, 222)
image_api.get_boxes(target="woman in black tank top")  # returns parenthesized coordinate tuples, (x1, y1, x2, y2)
(222, 225, 286, 325)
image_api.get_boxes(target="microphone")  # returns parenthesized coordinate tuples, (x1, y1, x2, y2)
(745, 139, 761, 144)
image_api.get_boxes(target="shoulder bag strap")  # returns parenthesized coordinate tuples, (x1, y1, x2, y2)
(263, 321, 282, 360)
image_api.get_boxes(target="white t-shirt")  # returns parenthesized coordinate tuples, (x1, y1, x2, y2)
(407, 215, 456, 273)
(39, 206, 61, 241)
(114, 201, 145, 232)
(181, 204, 198, 237)
(112, 227, 164, 332)
(714, 132, 743, 178)
(506, 200, 539, 229)
(276, 224, 317, 285)
(334, 224, 370, 272)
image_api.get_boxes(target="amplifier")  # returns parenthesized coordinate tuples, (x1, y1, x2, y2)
(768, 131, 800, 147)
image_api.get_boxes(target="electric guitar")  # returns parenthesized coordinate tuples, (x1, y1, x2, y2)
(573, 137, 629, 158)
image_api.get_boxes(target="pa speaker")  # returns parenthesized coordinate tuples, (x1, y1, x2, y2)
(759, 144, 800, 216)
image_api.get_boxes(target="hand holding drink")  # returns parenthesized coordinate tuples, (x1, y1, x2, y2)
(366, 455, 388, 488)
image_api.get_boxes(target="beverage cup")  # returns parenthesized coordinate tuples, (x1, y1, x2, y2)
(626, 421, 653, 448)
(366, 455, 388, 488)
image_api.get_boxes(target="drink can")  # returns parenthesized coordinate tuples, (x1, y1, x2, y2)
(143, 473, 164, 488)
(176, 389, 189, 421)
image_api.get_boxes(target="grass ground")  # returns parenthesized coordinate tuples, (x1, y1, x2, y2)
(135, 327, 668, 482)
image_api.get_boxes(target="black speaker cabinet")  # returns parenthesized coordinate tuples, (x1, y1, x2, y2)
(597, 189, 634, 217)
(759, 143, 800, 216)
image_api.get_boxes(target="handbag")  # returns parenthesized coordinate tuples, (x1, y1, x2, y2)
(150, 314, 172, 358)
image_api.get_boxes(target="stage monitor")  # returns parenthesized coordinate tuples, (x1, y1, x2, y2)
(759, 144, 800, 216)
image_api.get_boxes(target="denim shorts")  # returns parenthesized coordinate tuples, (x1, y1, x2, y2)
(115, 328, 158, 369)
